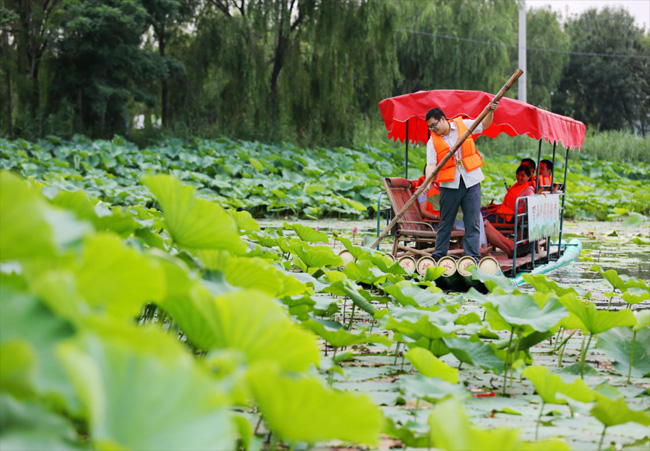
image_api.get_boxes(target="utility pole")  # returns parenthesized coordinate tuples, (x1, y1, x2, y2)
(519, 1, 527, 103)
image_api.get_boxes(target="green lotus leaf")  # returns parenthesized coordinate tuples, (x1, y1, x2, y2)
(443, 337, 505, 374)
(485, 294, 567, 332)
(57, 325, 235, 450)
(560, 296, 636, 335)
(598, 327, 650, 378)
(205, 290, 320, 372)
(76, 233, 165, 319)
(218, 256, 309, 298)
(385, 308, 460, 342)
(522, 365, 594, 405)
(287, 238, 343, 271)
(343, 259, 388, 285)
(335, 236, 370, 259)
(228, 209, 260, 232)
(469, 267, 515, 293)
(142, 174, 245, 253)
(399, 375, 468, 403)
(0, 394, 84, 450)
(0, 170, 56, 261)
(622, 212, 646, 227)
(428, 398, 526, 451)
(383, 281, 445, 308)
(590, 394, 650, 428)
(522, 274, 583, 297)
(633, 310, 650, 331)
(282, 222, 328, 243)
(404, 347, 458, 383)
(247, 363, 383, 446)
(622, 288, 650, 305)
(0, 340, 36, 398)
(303, 319, 390, 349)
(0, 287, 77, 409)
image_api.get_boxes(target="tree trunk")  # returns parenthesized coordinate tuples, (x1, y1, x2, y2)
(6, 63, 13, 138)
(269, 10, 286, 125)
(159, 24, 167, 128)
(77, 87, 83, 132)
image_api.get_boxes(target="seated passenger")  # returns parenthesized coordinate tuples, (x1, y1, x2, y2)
(537, 159, 554, 192)
(483, 220, 530, 258)
(520, 158, 536, 174)
(483, 164, 535, 223)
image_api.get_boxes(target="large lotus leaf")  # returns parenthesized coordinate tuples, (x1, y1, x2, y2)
(560, 296, 636, 335)
(57, 326, 235, 450)
(282, 222, 328, 243)
(469, 268, 515, 293)
(343, 260, 389, 285)
(204, 290, 320, 372)
(522, 274, 583, 297)
(0, 170, 56, 261)
(247, 363, 382, 445)
(220, 256, 309, 298)
(335, 236, 370, 260)
(485, 294, 567, 332)
(399, 375, 468, 403)
(75, 233, 165, 319)
(633, 310, 650, 331)
(0, 394, 84, 450)
(142, 174, 245, 253)
(522, 366, 594, 405)
(443, 337, 505, 374)
(0, 287, 77, 409)
(385, 309, 460, 341)
(428, 398, 522, 451)
(0, 340, 36, 398)
(590, 394, 650, 428)
(287, 238, 343, 270)
(404, 347, 458, 383)
(303, 319, 390, 349)
(93, 206, 140, 238)
(228, 210, 260, 232)
(598, 327, 650, 378)
(590, 265, 647, 291)
(383, 281, 445, 308)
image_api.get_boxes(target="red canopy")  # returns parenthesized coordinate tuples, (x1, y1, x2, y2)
(379, 90, 586, 150)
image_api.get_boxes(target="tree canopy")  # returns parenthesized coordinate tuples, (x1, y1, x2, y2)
(1, 0, 649, 144)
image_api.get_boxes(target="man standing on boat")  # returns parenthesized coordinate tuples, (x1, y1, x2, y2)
(425, 102, 497, 262)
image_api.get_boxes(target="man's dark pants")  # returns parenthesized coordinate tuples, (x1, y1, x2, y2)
(432, 178, 482, 261)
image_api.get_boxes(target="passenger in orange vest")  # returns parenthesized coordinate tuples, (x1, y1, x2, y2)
(537, 159, 553, 192)
(484, 164, 536, 223)
(425, 102, 497, 261)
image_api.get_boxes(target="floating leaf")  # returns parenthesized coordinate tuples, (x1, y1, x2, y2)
(443, 337, 505, 373)
(598, 327, 650, 378)
(399, 375, 468, 403)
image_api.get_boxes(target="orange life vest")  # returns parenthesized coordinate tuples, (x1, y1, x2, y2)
(539, 175, 552, 187)
(495, 181, 535, 220)
(411, 176, 440, 216)
(430, 117, 484, 183)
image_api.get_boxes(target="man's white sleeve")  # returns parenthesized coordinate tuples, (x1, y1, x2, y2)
(426, 137, 437, 165)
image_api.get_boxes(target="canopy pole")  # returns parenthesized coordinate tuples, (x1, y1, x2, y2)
(550, 141, 557, 188)
(405, 120, 409, 178)
(535, 138, 542, 189)
(556, 146, 570, 257)
(370, 68, 524, 250)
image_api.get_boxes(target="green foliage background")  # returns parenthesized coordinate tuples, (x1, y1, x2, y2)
(1, 0, 649, 145)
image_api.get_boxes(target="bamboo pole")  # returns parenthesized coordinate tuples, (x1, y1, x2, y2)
(370, 68, 524, 250)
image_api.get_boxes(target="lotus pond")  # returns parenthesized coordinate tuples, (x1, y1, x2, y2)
(1, 137, 649, 450)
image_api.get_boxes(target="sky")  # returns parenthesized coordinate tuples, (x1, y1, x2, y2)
(526, 0, 650, 30)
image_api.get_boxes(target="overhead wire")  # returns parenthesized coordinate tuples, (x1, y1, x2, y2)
(400, 29, 650, 60)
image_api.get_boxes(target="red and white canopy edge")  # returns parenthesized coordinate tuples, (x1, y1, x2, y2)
(379, 89, 586, 150)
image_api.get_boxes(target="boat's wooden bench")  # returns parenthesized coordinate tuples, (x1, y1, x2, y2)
(382, 177, 464, 259)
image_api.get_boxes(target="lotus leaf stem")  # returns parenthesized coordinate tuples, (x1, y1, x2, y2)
(535, 401, 545, 440)
(394, 341, 401, 365)
(557, 331, 576, 367)
(414, 397, 420, 420)
(503, 327, 515, 395)
(554, 327, 564, 352)
(598, 426, 607, 451)
(580, 333, 593, 379)
(510, 328, 522, 388)
(347, 303, 356, 330)
(627, 330, 637, 384)
(607, 295, 614, 311)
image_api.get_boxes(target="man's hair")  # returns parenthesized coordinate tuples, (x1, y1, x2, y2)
(426, 108, 446, 122)
(516, 164, 532, 178)
(520, 158, 536, 171)
(541, 159, 553, 171)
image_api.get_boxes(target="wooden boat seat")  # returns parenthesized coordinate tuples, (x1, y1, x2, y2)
(382, 177, 464, 258)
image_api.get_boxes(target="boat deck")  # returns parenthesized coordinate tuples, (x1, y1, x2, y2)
(492, 244, 562, 277)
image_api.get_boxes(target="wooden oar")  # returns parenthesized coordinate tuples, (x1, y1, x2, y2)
(370, 68, 524, 250)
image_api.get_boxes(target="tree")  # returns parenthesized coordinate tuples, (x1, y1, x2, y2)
(47, 0, 171, 136)
(553, 7, 650, 133)
(525, 6, 569, 110)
